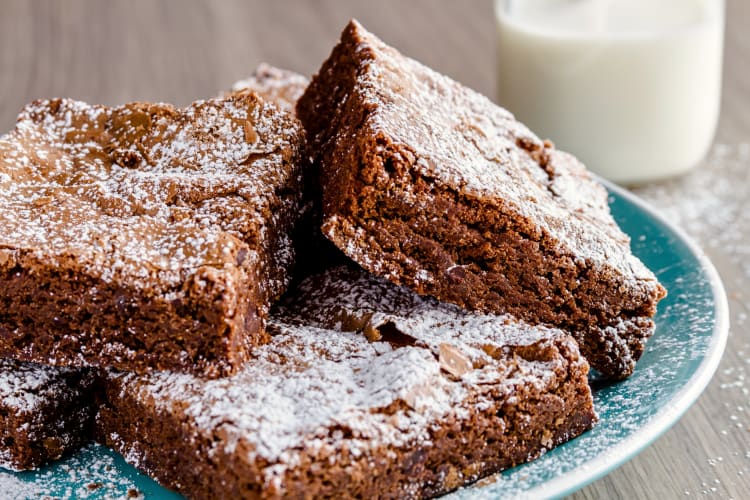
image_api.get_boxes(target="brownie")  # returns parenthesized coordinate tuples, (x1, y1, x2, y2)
(297, 20, 667, 380)
(0, 359, 95, 471)
(230, 63, 309, 115)
(0, 94, 306, 377)
(95, 265, 595, 498)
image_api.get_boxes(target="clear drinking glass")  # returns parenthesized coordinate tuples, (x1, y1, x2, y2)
(495, 0, 725, 184)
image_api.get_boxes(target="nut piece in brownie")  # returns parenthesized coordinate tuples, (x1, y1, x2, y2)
(0, 94, 305, 377)
(96, 265, 595, 498)
(297, 20, 667, 379)
(0, 360, 95, 471)
(230, 63, 309, 115)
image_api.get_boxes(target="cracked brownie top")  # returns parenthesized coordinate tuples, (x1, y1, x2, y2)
(0, 93, 304, 299)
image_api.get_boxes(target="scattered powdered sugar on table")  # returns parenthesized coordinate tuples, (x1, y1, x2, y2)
(637, 143, 750, 277)
(639, 146, 750, 394)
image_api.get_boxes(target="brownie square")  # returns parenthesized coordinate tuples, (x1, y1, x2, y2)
(95, 265, 595, 498)
(0, 94, 305, 377)
(297, 20, 666, 379)
(0, 360, 95, 471)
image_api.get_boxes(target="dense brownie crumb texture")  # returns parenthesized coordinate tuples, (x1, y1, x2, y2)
(0, 93, 306, 377)
(0, 359, 95, 471)
(297, 20, 666, 379)
(96, 265, 595, 499)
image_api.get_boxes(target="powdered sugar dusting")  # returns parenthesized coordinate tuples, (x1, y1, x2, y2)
(0, 94, 303, 297)
(103, 265, 590, 490)
(110, 323, 460, 466)
(281, 265, 579, 384)
(0, 359, 81, 414)
(329, 21, 656, 283)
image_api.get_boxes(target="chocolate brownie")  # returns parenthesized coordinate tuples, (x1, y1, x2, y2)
(297, 20, 667, 379)
(0, 94, 305, 377)
(231, 63, 309, 115)
(0, 359, 95, 471)
(96, 265, 595, 498)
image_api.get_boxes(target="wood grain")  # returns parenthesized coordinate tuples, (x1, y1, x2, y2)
(1, 0, 748, 497)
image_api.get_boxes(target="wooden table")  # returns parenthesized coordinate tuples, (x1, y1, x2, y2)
(1, 1, 748, 497)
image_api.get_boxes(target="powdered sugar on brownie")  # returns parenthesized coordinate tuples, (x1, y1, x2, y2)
(0, 360, 82, 414)
(0, 360, 94, 471)
(0, 95, 302, 294)
(104, 265, 589, 484)
(0, 93, 305, 375)
(108, 323, 458, 466)
(317, 21, 656, 283)
(280, 265, 575, 382)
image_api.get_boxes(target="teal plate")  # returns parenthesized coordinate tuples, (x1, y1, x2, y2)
(1, 181, 729, 499)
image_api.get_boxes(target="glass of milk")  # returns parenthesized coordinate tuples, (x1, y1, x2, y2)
(496, 0, 725, 184)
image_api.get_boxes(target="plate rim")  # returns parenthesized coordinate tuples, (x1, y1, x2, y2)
(521, 179, 730, 499)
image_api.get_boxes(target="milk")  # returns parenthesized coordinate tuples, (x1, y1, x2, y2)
(496, 0, 725, 184)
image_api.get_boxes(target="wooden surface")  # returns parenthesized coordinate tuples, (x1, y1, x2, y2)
(1, 1, 748, 497)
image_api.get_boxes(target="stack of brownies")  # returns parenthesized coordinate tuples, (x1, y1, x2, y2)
(0, 21, 665, 498)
